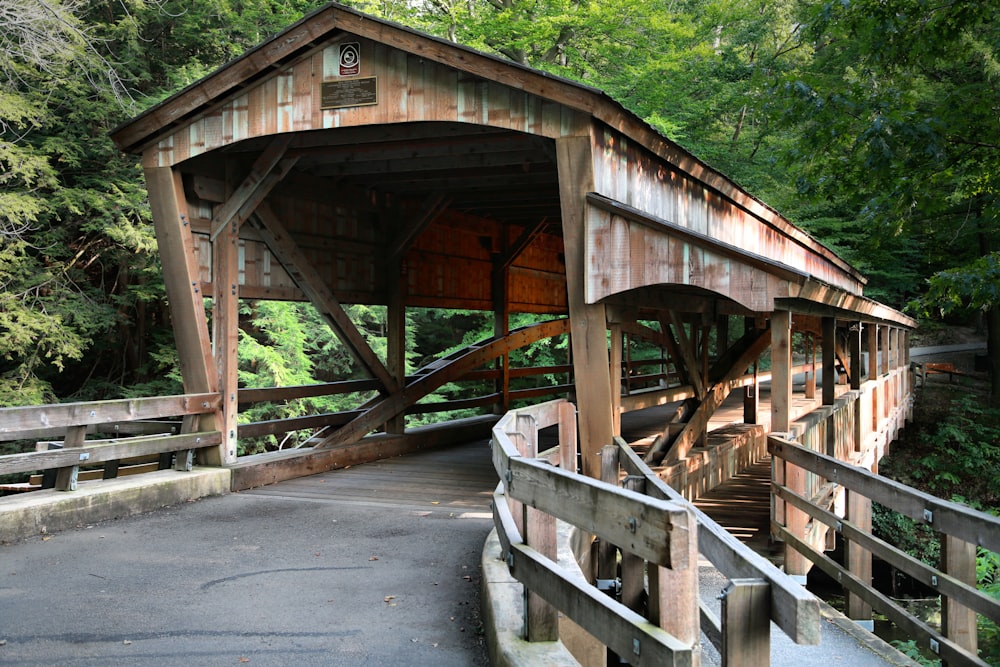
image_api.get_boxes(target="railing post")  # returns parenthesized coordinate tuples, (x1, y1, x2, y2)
(53, 426, 87, 491)
(941, 534, 978, 665)
(598, 445, 622, 664)
(649, 503, 701, 666)
(721, 579, 770, 667)
(557, 401, 578, 472)
(845, 486, 874, 628)
(822, 317, 836, 406)
(516, 413, 559, 642)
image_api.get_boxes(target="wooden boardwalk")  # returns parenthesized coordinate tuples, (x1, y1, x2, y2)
(244, 441, 497, 512)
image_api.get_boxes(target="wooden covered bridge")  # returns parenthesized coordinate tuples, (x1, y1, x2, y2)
(3, 3, 999, 666)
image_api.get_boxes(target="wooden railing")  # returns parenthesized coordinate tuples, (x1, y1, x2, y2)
(0, 394, 222, 491)
(491, 399, 820, 666)
(769, 367, 1000, 667)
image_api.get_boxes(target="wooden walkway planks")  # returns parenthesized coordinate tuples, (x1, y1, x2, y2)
(244, 441, 497, 511)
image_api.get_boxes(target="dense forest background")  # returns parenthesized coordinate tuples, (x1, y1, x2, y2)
(1, 0, 998, 411)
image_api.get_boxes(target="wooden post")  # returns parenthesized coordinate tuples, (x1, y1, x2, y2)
(610, 322, 623, 437)
(212, 170, 239, 465)
(492, 258, 511, 414)
(845, 487, 873, 626)
(514, 414, 558, 642)
(941, 534, 978, 664)
(599, 445, 621, 664)
(772, 310, 807, 579)
(822, 317, 836, 406)
(804, 335, 816, 400)
(145, 166, 221, 462)
(557, 401, 578, 472)
(881, 327, 890, 376)
(386, 257, 406, 434)
(849, 323, 862, 391)
(53, 426, 87, 491)
(867, 324, 879, 381)
(771, 311, 793, 433)
(744, 318, 758, 424)
(557, 136, 614, 479)
(620, 475, 646, 615)
(649, 504, 700, 665)
(721, 579, 770, 667)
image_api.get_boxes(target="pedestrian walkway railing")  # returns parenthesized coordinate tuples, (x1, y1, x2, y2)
(0, 394, 222, 492)
(491, 398, 821, 666)
(770, 434, 1000, 667)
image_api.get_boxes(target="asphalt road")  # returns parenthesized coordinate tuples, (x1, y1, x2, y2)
(0, 449, 495, 667)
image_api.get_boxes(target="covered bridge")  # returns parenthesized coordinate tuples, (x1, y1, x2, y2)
(110, 1, 915, 490)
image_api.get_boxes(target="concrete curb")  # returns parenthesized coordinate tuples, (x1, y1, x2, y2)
(481, 528, 580, 666)
(0, 467, 231, 542)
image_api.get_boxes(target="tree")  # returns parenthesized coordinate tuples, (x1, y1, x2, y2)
(777, 0, 1000, 403)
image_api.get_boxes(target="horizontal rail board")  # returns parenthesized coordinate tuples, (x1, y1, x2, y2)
(0, 432, 222, 475)
(504, 455, 691, 569)
(615, 437, 820, 645)
(775, 484, 1000, 623)
(238, 380, 381, 404)
(769, 436, 1000, 553)
(238, 411, 363, 438)
(0, 394, 221, 440)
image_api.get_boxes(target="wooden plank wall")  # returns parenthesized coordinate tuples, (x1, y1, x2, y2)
(588, 129, 865, 306)
(187, 180, 568, 311)
(143, 37, 589, 169)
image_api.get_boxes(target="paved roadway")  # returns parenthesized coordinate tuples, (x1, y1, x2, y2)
(0, 444, 496, 667)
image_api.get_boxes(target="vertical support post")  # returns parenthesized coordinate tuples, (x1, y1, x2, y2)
(849, 324, 862, 391)
(620, 475, 646, 615)
(721, 579, 770, 667)
(145, 166, 221, 461)
(557, 136, 613, 479)
(599, 445, 621, 664)
(53, 426, 87, 491)
(492, 258, 510, 414)
(867, 324, 879, 381)
(610, 322, 623, 437)
(386, 257, 407, 434)
(212, 170, 239, 465)
(804, 335, 816, 400)
(557, 400, 578, 472)
(649, 505, 700, 665)
(845, 487, 873, 627)
(514, 414, 558, 642)
(880, 327, 890, 376)
(941, 534, 978, 664)
(772, 310, 807, 579)
(744, 318, 758, 425)
(771, 311, 793, 433)
(822, 317, 836, 406)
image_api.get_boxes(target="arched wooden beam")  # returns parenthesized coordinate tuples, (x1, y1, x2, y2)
(314, 318, 572, 449)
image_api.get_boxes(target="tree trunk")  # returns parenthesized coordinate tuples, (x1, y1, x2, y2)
(987, 305, 1000, 407)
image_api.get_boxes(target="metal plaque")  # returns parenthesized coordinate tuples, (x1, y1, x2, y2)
(321, 76, 378, 110)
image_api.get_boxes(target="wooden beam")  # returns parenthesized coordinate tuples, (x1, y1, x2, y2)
(209, 136, 295, 241)
(667, 311, 707, 400)
(499, 217, 549, 271)
(650, 328, 771, 464)
(557, 135, 613, 479)
(251, 202, 398, 394)
(849, 323, 862, 391)
(144, 167, 222, 462)
(314, 319, 570, 449)
(822, 317, 836, 406)
(388, 192, 450, 259)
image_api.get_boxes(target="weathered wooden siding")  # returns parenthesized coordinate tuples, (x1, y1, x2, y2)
(143, 36, 590, 169)
(587, 129, 864, 307)
(187, 188, 567, 311)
